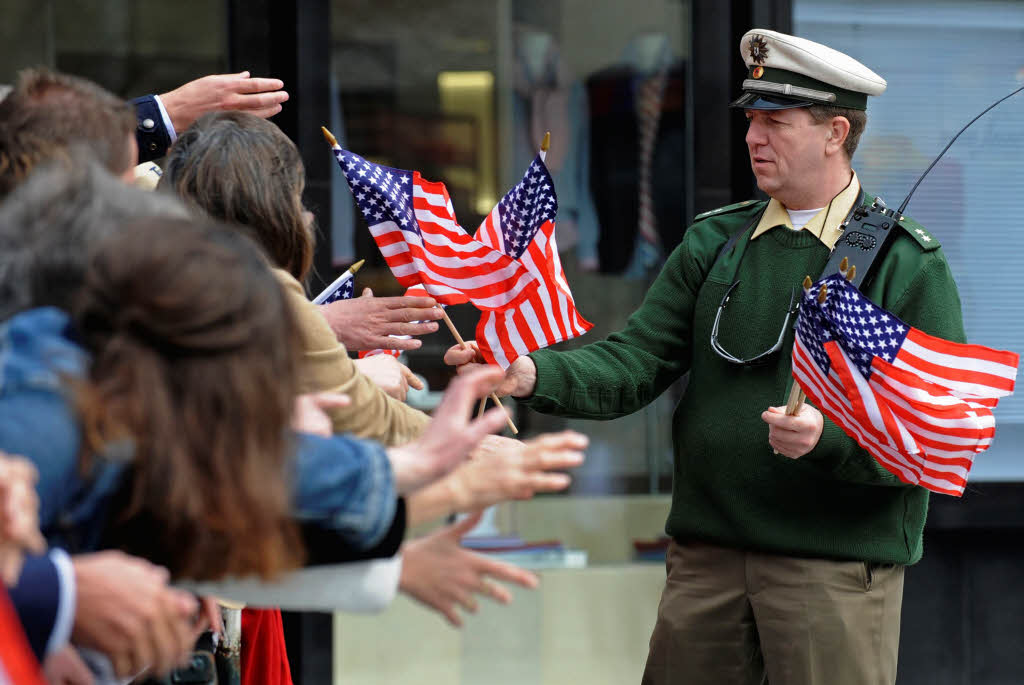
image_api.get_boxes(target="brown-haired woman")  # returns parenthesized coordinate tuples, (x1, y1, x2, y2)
(74, 216, 306, 580)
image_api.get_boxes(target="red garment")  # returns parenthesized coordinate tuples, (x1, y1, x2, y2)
(241, 608, 293, 685)
(0, 586, 45, 685)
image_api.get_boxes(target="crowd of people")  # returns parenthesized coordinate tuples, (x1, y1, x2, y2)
(0, 67, 587, 684)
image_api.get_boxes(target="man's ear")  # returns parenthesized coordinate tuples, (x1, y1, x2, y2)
(825, 116, 851, 156)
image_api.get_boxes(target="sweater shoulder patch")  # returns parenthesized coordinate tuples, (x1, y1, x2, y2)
(895, 215, 941, 252)
(693, 199, 762, 223)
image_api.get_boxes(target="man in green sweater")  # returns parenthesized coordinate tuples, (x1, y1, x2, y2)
(447, 29, 965, 685)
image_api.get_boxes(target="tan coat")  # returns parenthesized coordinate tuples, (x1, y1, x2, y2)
(274, 268, 430, 446)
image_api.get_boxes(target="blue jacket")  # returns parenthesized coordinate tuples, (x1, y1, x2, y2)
(0, 307, 401, 556)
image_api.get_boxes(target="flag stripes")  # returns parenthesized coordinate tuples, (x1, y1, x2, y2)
(792, 273, 1018, 497)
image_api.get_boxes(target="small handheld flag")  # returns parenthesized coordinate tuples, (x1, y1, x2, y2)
(792, 273, 1019, 496)
(313, 259, 365, 305)
(473, 138, 592, 368)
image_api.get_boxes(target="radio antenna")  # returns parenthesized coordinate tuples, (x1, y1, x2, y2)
(898, 83, 1024, 216)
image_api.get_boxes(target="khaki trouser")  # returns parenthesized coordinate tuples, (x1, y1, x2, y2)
(641, 540, 904, 685)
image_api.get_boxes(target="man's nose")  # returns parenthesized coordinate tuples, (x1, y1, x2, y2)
(746, 120, 766, 147)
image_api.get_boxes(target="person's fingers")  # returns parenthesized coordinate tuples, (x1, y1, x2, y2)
(439, 601, 462, 628)
(233, 90, 290, 112)
(436, 367, 505, 417)
(465, 407, 510, 445)
(384, 296, 441, 311)
(532, 448, 586, 471)
(474, 557, 539, 589)
(448, 511, 485, 537)
(386, 321, 440, 337)
(448, 586, 479, 614)
(369, 335, 422, 351)
(235, 76, 285, 94)
(760, 409, 800, 430)
(201, 597, 224, 634)
(479, 580, 512, 605)
(0, 549, 23, 585)
(443, 344, 481, 366)
(401, 365, 424, 391)
(361, 287, 374, 298)
(384, 306, 444, 324)
(523, 472, 572, 494)
(528, 430, 589, 452)
(246, 104, 284, 120)
(110, 653, 134, 678)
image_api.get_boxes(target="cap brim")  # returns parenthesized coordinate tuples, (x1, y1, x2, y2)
(728, 92, 814, 110)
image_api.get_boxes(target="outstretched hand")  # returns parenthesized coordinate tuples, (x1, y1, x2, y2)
(443, 341, 537, 398)
(399, 511, 538, 627)
(319, 288, 442, 352)
(159, 71, 289, 133)
(387, 367, 508, 494)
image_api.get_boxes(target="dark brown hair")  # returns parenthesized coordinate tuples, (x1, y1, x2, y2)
(0, 67, 136, 198)
(74, 217, 303, 580)
(807, 104, 867, 160)
(162, 111, 314, 281)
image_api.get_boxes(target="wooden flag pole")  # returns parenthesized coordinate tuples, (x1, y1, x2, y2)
(439, 308, 518, 434)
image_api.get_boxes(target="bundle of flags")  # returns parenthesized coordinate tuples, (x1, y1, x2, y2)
(792, 272, 1019, 496)
(326, 128, 590, 367)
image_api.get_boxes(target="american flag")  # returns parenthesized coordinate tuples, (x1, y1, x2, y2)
(312, 270, 356, 305)
(473, 154, 592, 368)
(332, 147, 537, 310)
(792, 273, 1019, 496)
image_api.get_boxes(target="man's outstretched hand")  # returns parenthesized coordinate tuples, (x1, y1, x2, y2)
(159, 71, 289, 133)
(443, 341, 537, 399)
(320, 288, 442, 352)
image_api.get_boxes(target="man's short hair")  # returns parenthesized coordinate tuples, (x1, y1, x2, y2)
(807, 104, 867, 160)
(0, 156, 188, 321)
(0, 67, 136, 198)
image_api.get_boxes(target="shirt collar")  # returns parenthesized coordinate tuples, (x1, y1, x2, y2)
(750, 171, 862, 250)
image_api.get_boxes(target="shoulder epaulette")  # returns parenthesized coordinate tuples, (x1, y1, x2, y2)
(693, 199, 764, 223)
(895, 214, 941, 251)
(859, 192, 941, 252)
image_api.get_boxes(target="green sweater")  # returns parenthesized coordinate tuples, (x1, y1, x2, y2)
(525, 197, 966, 565)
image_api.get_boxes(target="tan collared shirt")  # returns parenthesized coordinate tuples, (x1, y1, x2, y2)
(750, 171, 862, 250)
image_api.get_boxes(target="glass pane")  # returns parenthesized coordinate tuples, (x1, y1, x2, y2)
(329, 0, 691, 495)
(0, 0, 226, 98)
(794, 0, 1024, 480)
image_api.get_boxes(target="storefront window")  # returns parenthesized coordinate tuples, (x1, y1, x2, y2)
(330, 0, 692, 495)
(0, 0, 226, 100)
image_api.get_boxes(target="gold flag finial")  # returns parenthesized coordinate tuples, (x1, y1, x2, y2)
(541, 131, 551, 152)
(348, 259, 365, 275)
(839, 256, 849, 273)
(845, 264, 856, 282)
(321, 126, 339, 147)
(817, 284, 828, 304)
(802, 275, 813, 291)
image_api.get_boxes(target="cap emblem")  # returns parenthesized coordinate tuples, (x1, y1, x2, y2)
(748, 34, 769, 65)
(752, 66, 764, 79)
